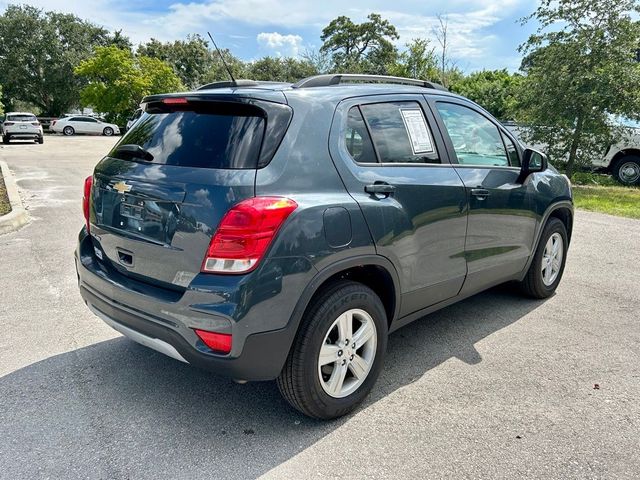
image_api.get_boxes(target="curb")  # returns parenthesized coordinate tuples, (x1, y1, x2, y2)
(0, 161, 29, 234)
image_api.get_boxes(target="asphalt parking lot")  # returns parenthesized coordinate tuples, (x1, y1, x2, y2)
(0, 135, 639, 479)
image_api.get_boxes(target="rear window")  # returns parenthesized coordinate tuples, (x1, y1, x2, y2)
(7, 114, 37, 122)
(111, 110, 265, 169)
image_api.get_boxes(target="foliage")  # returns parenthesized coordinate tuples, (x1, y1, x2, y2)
(573, 185, 640, 218)
(0, 85, 3, 116)
(320, 14, 399, 74)
(451, 70, 522, 120)
(387, 39, 439, 81)
(571, 171, 618, 187)
(75, 46, 183, 126)
(246, 57, 318, 82)
(138, 35, 215, 89)
(517, 0, 640, 177)
(0, 5, 130, 116)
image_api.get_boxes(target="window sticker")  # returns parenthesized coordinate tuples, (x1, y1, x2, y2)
(400, 108, 434, 154)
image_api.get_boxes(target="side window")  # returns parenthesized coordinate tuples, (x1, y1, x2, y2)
(360, 102, 440, 164)
(436, 102, 509, 167)
(345, 107, 377, 164)
(501, 131, 521, 167)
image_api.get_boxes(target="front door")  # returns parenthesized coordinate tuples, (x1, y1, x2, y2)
(431, 99, 538, 294)
(329, 95, 468, 317)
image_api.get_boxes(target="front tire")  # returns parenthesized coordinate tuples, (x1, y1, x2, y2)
(63, 126, 75, 136)
(277, 281, 388, 419)
(103, 127, 114, 136)
(612, 155, 640, 185)
(520, 218, 568, 299)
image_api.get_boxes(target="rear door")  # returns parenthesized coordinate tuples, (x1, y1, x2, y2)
(430, 99, 537, 293)
(89, 97, 287, 288)
(329, 95, 468, 316)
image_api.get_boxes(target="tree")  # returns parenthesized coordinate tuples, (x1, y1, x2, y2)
(320, 14, 399, 74)
(0, 85, 4, 115)
(451, 70, 522, 120)
(518, 0, 640, 177)
(75, 46, 183, 126)
(388, 39, 439, 81)
(246, 57, 318, 82)
(432, 14, 457, 88)
(0, 5, 120, 115)
(138, 35, 214, 89)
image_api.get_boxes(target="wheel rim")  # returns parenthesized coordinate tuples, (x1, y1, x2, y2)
(318, 308, 377, 399)
(64, 127, 73, 135)
(619, 162, 640, 184)
(104, 128, 113, 136)
(541, 232, 564, 286)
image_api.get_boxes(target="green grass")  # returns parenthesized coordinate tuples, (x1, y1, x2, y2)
(573, 185, 640, 219)
(0, 172, 10, 216)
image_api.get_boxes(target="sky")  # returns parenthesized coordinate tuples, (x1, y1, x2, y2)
(0, 0, 541, 73)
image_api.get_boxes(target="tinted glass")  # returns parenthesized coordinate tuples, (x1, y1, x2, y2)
(111, 111, 265, 169)
(345, 107, 377, 163)
(436, 103, 509, 167)
(360, 102, 440, 164)
(7, 114, 36, 122)
(501, 131, 520, 167)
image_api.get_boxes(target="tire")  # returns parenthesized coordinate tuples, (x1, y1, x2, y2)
(277, 281, 388, 419)
(612, 155, 640, 185)
(2, 135, 9, 144)
(103, 127, 114, 136)
(520, 218, 568, 299)
(37, 136, 44, 144)
(63, 126, 75, 136)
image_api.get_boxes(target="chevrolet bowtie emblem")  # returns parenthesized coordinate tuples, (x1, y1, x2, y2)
(113, 181, 132, 194)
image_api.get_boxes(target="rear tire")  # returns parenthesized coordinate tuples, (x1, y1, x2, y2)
(103, 127, 114, 136)
(63, 126, 75, 136)
(2, 135, 9, 144)
(612, 155, 640, 185)
(519, 218, 568, 299)
(37, 136, 44, 144)
(277, 281, 388, 419)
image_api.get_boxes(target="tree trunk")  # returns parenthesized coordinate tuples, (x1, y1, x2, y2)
(566, 114, 585, 179)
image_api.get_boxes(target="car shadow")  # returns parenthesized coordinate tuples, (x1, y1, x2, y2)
(0, 285, 545, 479)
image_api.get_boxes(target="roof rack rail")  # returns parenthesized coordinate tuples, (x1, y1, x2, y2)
(292, 74, 448, 91)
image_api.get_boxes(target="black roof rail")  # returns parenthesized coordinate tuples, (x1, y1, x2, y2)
(292, 74, 448, 91)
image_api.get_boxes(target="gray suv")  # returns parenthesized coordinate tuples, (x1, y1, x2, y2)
(75, 74, 573, 419)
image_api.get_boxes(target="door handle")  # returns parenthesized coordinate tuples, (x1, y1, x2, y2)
(470, 188, 490, 200)
(365, 183, 396, 195)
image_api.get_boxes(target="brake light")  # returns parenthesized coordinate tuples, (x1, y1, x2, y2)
(31, 122, 40, 127)
(162, 97, 189, 105)
(3, 122, 14, 126)
(51, 120, 57, 127)
(194, 329, 232, 354)
(201, 197, 298, 274)
(83, 176, 93, 232)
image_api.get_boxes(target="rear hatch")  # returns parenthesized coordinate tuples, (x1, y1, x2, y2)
(5, 113, 39, 134)
(89, 92, 292, 288)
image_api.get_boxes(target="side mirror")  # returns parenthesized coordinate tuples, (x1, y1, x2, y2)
(519, 148, 548, 182)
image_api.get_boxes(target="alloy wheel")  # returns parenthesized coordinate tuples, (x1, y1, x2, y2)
(541, 232, 563, 286)
(618, 161, 640, 184)
(318, 308, 377, 398)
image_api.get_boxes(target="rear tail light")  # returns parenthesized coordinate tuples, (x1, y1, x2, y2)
(51, 120, 57, 127)
(83, 175, 93, 232)
(194, 329, 232, 354)
(31, 122, 40, 127)
(201, 196, 298, 274)
(3, 122, 14, 126)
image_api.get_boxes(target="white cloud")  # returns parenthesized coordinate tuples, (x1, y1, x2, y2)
(256, 32, 303, 56)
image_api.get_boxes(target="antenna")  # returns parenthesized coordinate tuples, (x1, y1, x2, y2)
(207, 31, 236, 84)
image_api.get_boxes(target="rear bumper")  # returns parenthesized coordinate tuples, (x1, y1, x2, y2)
(75, 230, 309, 381)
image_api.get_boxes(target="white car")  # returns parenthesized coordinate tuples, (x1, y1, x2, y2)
(593, 132, 640, 185)
(1, 112, 44, 144)
(126, 108, 143, 132)
(50, 116, 120, 137)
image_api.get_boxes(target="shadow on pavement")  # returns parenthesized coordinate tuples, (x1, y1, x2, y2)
(0, 285, 544, 479)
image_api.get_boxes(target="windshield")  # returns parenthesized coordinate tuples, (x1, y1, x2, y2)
(7, 114, 37, 122)
(111, 110, 265, 169)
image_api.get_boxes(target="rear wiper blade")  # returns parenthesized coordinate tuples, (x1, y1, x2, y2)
(113, 144, 154, 161)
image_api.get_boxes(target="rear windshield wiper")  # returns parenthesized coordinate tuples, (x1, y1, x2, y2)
(113, 144, 154, 161)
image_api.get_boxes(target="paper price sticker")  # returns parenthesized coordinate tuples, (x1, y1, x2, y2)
(400, 108, 434, 155)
